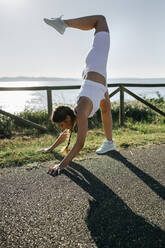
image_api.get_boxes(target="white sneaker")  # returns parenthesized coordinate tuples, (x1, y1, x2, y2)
(96, 140, 116, 154)
(43, 15, 67, 34)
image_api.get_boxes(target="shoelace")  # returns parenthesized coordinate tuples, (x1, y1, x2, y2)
(51, 15, 63, 20)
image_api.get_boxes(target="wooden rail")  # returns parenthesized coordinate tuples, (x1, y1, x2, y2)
(0, 83, 165, 129)
(0, 109, 47, 132)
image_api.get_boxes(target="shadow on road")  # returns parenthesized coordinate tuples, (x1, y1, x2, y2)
(57, 158, 165, 248)
(106, 150, 165, 201)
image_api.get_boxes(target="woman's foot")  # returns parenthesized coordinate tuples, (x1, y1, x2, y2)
(43, 15, 67, 34)
(96, 140, 116, 154)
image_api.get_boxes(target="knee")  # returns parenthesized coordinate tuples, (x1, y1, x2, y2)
(100, 99, 111, 114)
(98, 15, 106, 21)
(97, 15, 107, 24)
(95, 15, 108, 32)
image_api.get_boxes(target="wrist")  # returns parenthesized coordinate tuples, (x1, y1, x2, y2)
(48, 146, 54, 152)
(59, 162, 66, 170)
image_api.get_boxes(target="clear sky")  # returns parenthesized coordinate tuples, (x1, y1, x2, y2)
(0, 0, 165, 78)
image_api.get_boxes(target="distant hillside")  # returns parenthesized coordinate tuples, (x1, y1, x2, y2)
(0, 77, 79, 82)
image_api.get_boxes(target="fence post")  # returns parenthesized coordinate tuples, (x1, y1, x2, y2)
(47, 90, 53, 120)
(119, 85, 124, 126)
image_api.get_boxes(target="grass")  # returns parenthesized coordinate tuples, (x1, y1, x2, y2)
(0, 97, 165, 167)
(0, 122, 165, 168)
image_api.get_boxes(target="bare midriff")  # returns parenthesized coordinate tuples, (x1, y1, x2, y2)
(84, 71, 106, 86)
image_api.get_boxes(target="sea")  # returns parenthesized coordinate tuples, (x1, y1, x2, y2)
(0, 78, 165, 114)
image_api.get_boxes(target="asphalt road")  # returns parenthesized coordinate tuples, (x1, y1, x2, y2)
(0, 144, 165, 248)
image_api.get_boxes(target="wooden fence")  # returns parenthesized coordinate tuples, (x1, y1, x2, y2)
(0, 83, 165, 131)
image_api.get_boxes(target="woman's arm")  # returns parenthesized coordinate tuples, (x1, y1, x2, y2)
(59, 113, 88, 169)
(58, 97, 92, 169)
(38, 129, 69, 153)
(47, 97, 92, 174)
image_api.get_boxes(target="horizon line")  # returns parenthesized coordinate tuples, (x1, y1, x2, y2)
(0, 76, 165, 82)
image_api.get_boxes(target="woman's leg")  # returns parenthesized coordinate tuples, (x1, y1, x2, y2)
(100, 91, 112, 141)
(65, 15, 113, 144)
(44, 14, 109, 35)
(64, 15, 109, 33)
(96, 91, 115, 154)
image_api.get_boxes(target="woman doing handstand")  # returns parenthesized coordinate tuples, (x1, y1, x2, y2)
(42, 15, 115, 175)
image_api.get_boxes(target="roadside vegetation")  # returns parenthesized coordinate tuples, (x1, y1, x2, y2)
(0, 95, 165, 167)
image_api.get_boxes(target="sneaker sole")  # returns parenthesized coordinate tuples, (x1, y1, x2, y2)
(96, 147, 116, 155)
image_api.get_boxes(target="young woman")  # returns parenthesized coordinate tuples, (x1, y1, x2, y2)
(42, 15, 115, 175)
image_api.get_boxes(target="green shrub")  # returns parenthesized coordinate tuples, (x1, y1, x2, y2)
(18, 109, 48, 126)
(0, 115, 13, 138)
(0, 97, 164, 139)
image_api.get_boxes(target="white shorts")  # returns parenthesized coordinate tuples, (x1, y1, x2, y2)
(82, 31, 110, 79)
(75, 32, 110, 118)
(76, 80, 108, 118)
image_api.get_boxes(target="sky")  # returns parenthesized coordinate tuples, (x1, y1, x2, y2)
(0, 0, 165, 79)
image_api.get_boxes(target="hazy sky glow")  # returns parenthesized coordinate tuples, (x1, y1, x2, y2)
(0, 0, 165, 78)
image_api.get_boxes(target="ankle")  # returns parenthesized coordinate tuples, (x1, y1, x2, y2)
(61, 20, 69, 28)
(63, 20, 69, 27)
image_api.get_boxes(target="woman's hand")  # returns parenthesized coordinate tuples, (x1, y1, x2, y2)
(37, 147, 52, 153)
(37, 130, 69, 154)
(47, 164, 61, 176)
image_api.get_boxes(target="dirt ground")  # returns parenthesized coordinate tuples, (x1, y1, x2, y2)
(0, 144, 165, 248)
